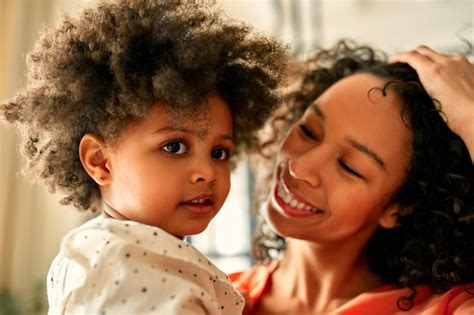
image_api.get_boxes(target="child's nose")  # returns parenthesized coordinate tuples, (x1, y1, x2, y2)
(189, 159, 217, 184)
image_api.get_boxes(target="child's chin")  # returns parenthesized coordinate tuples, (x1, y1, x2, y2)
(188, 226, 209, 236)
(179, 223, 210, 237)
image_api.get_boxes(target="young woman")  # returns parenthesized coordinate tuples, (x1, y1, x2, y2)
(232, 42, 474, 314)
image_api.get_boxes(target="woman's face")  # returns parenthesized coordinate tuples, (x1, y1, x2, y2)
(265, 73, 413, 247)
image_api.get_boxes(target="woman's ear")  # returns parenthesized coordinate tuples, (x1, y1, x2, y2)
(379, 203, 400, 229)
(79, 134, 111, 185)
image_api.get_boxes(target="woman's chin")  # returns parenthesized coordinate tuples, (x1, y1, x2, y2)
(262, 201, 294, 238)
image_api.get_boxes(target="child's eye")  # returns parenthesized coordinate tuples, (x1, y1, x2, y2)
(338, 160, 363, 179)
(211, 148, 230, 161)
(299, 124, 319, 141)
(162, 141, 187, 155)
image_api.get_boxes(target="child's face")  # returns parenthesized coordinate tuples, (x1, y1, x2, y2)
(102, 94, 234, 237)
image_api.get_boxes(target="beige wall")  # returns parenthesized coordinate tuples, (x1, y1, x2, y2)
(219, 0, 473, 56)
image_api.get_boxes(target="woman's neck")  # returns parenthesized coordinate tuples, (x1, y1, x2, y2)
(267, 238, 384, 314)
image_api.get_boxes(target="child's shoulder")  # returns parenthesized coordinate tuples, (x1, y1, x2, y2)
(62, 216, 211, 265)
(60, 216, 236, 285)
(49, 216, 245, 314)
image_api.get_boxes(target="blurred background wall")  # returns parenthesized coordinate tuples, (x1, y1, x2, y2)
(0, 0, 472, 313)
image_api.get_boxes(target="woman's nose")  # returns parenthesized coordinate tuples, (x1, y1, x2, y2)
(288, 148, 327, 188)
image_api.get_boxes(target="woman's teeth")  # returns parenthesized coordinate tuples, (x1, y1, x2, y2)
(278, 184, 322, 214)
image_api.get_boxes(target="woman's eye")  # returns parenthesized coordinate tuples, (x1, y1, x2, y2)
(162, 141, 187, 155)
(338, 160, 363, 179)
(211, 148, 230, 161)
(299, 124, 319, 141)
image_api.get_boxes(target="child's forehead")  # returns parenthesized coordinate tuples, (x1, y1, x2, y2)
(164, 103, 213, 139)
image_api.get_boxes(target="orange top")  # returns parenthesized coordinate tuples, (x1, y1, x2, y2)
(230, 261, 474, 314)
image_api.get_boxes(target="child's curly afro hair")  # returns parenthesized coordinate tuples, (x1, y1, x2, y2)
(0, 0, 288, 212)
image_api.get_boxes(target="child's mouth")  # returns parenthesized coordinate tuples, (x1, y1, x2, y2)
(180, 196, 214, 215)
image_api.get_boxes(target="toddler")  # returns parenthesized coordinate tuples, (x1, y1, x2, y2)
(0, 0, 287, 314)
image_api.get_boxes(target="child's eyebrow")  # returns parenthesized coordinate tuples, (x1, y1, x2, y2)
(152, 126, 234, 142)
(152, 126, 191, 134)
(311, 103, 325, 121)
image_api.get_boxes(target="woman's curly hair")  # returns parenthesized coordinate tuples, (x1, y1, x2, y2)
(252, 40, 474, 310)
(0, 0, 287, 212)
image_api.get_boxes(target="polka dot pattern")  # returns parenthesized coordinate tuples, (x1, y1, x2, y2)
(47, 216, 244, 314)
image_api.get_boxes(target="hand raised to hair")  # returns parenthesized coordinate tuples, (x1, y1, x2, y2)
(390, 46, 474, 159)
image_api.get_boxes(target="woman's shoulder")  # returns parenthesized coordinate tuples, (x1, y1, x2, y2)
(230, 261, 279, 306)
(230, 263, 474, 315)
(411, 284, 474, 315)
(336, 283, 474, 314)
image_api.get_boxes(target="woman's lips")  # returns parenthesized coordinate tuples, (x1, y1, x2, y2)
(272, 181, 324, 218)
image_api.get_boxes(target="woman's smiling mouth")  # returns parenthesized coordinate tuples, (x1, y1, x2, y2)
(273, 180, 325, 217)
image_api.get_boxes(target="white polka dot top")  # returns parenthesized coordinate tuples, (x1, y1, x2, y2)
(47, 216, 244, 314)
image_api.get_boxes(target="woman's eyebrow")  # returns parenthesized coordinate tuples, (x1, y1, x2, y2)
(311, 103, 325, 121)
(311, 103, 386, 171)
(346, 137, 387, 171)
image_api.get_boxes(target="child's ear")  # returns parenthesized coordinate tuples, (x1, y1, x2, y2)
(79, 134, 111, 185)
(379, 203, 401, 229)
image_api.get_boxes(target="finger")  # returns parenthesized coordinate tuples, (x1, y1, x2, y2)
(389, 50, 431, 64)
(414, 45, 446, 62)
(389, 50, 434, 71)
(452, 55, 474, 65)
(389, 52, 406, 64)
